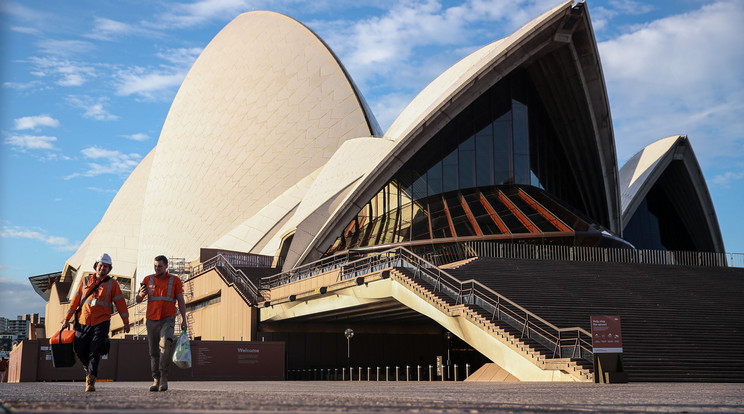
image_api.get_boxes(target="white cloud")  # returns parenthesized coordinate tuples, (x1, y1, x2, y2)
(10, 25, 41, 35)
(13, 115, 60, 130)
(591, 0, 656, 31)
(113, 47, 199, 100)
(710, 170, 744, 188)
(5, 135, 57, 150)
(29, 56, 95, 87)
(37, 153, 72, 162)
(115, 67, 188, 100)
(36, 39, 95, 57)
(157, 47, 202, 66)
(87, 17, 163, 41)
(322, 0, 556, 94)
(66, 95, 119, 121)
(599, 1, 744, 166)
(2, 80, 44, 90)
(87, 186, 117, 194)
(121, 133, 150, 141)
(0, 225, 79, 251)
(155, 0, 254, 28)
(88, 17, 132, 40)
(1, 1, 54, 25)
(65, 146, 142, 179)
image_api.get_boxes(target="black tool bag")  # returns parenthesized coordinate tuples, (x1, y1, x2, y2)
(50, 329, 76, 368)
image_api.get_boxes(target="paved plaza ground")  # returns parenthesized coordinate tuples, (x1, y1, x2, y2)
(1, 381, 743, 413)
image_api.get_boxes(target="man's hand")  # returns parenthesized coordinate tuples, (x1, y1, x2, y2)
(61, 319, 70, 330)
(181, 320, 187, 331)
(124, 324, 130, 334)
(135, 284, 148, 303)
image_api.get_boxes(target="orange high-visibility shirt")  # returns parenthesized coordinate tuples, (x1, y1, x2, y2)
(66, 275, 130, 326)
(143, 272, 183, 321)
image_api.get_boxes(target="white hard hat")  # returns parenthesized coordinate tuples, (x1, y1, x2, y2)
(96, 253, 113, 266)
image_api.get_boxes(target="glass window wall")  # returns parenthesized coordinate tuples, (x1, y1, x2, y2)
(324, 70, 589, 255)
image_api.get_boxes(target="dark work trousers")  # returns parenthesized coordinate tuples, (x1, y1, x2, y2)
(146, 317, 175, 380)
(73, 320, 110, 377)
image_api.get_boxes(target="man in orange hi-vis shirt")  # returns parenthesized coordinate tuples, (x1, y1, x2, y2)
(136, 255, 187, 392)
(61, 253, 130, 392)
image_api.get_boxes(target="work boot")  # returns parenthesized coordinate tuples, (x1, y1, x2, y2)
(85, 375, 96, 392)
(158, 376, 168, 392)
(149, 377, 160, 392)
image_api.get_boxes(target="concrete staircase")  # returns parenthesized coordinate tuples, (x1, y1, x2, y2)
(444, 257, 744, 382)
(390, 267, 593, 381)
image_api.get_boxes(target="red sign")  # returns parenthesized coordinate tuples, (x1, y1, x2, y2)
(591, 315, 623, 353)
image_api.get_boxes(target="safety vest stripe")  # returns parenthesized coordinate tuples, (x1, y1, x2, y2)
(119, 312, 129, 318)
(86, 299, 114, 309)
(149, 296, 177, 302)
(112, 293, 125, 301)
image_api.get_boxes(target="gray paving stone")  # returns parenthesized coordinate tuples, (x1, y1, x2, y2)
(1, 381, 743, 413)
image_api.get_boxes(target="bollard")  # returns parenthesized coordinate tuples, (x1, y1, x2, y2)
(314, 368, 318, 381)
(342, 367, 346, 381)
(327, 368, 331, 381)
(429, 365, 433, 382)
(466, 363, 470, 379)
(417, 365, 422, 381)
(386, 366, 390, 381)
(376, 366, 380, 381)
(334, 368, 338, 381)
(367, 367, 371, 381)
(358, 367, 362, 381)
(395, 366, 400, 381)
(406, 365, 410, 381)
(454, 364, 458, 382)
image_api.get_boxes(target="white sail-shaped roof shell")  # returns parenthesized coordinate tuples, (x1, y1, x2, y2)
(64, 11, 379, 294)
(619, 135, 724, 252)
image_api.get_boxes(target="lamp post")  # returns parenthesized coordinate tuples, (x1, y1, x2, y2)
(344, 328, 354, 378)
(445, 331, 452, 380)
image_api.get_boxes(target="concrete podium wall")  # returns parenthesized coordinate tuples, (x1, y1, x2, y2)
(8, 337, 284, 382)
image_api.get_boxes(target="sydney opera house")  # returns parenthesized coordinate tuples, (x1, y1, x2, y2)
(29, 1, 743, 382)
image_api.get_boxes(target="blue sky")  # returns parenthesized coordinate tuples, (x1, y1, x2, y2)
(1, 0, 743, 319)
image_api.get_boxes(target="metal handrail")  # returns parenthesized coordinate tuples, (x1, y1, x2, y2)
(192, 254, 261, 304)
(421, 241, 743, 268)
(262, 246, 593, 364)
(390, 248, 592, 362)
(260, 252, 351, 290)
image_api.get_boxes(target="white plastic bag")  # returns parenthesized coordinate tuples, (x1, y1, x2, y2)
(172, 329, 192, 369)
